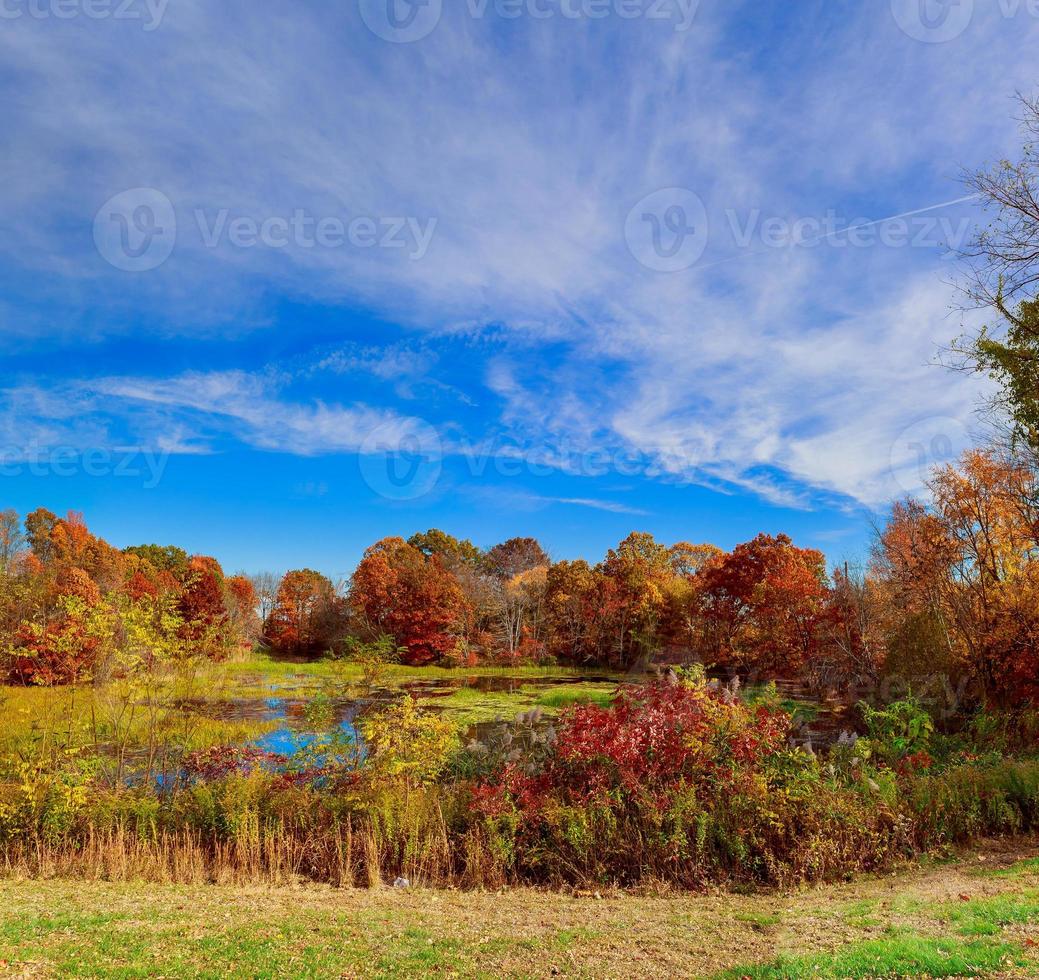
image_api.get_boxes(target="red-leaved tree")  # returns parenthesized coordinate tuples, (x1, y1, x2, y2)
(264, 569, 339, 657)
(696, 533, 828, 677)
(349, 537, 469, 665)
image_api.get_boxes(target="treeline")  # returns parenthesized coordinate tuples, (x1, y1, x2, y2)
(254, 446, 1038, 708)
(0, 508, 258, 685)
(258, 529, 835, 673)
(5, 441, 1035, 707)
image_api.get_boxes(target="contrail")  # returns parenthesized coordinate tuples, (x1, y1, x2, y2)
(690, 192, 981, 273)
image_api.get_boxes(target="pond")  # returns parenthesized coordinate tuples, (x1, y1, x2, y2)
(174, 667, 849, 773)
(177, 672, 620, 762)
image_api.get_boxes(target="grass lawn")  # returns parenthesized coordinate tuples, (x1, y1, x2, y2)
(2, 838, 1039, 978)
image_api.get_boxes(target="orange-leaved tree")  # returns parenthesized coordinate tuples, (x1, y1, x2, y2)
(264, 568, 340, 657)
(349, 537, 469, 665)
(696, 533, 828, 677)
(875, 449, 1039, 705)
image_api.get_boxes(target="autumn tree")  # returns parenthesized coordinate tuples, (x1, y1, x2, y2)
(177, 555, 229, 655)
(484, 537, 549, 579)
(5, 537, 113, 686)
(696, 533, 828, 677)
(544, 559, 606, 664)
(123, 569, 159, 602)
(18, 511, 126, 606)
(665, 542, 720, 578)
(476, 537, 549, 662)
(407, 529, 482, 571)
(249, 571, 282, 633)
(661, 542, 724, 652)
(2, 510, 264, 682)
(24, 507, 58, 563)
(124, 543, 189, 577)
(350, 537, 469, 665)
(0, 509, 24, 576)
(597, 532, 674, 667)
(812, 564, 886, 691)
(7, 596, 112, 685)
(264, 569, 340, 657)
(226, 574, 260, 647)
(405, 530, 496, 655)
(493, 565, 549, 663)
(871, 498, 961, 683)
(875, 448, 1039, 705)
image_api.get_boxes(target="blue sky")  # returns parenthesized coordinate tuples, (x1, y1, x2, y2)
(1, 0, 1036, 577)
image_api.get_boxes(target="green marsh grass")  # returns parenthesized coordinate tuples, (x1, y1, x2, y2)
(720, 933, 1025, 979)
(432, 681, 617, 725)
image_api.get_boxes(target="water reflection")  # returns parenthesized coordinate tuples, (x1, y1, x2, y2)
(179, 673, 614, 758)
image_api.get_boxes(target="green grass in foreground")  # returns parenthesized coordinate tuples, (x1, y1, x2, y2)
(975, 855, 1039, 878)
(2, 842, 1038, 978)
(719, 933, 1025, 979)
(723, 877, 1039, 979)
(0, 906, 468, 978)
(931, 888, 1039, 936)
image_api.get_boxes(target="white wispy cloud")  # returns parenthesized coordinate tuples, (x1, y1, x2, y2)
(0, 1, 1034, 507)
(554, 497, 650, 516)
(0, 371, 423, 459)
(463, 485, 649, 516)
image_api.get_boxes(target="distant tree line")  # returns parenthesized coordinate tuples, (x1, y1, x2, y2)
(3, 456, 1039, 708)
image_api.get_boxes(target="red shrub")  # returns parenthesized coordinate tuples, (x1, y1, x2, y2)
(479, 681, 789, 817)
(7, 615, 101, 685)
(183, 745, 286, 781)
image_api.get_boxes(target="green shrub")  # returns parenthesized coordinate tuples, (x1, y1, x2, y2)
(858, 696, 934, 767)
